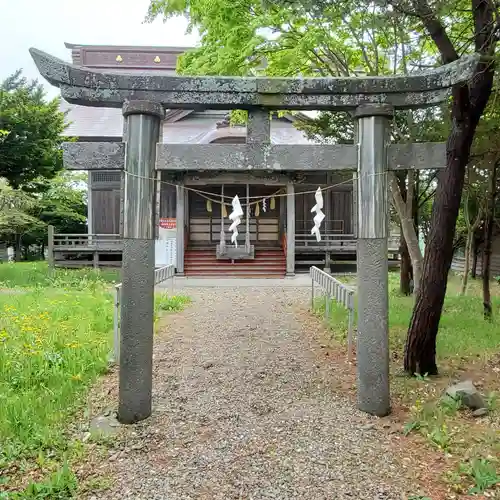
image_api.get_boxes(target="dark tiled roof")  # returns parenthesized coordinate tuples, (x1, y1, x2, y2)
(61, 100, 123, 138)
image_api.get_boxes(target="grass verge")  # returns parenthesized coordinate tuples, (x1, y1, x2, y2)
(0, 261, 119, 290)
(313, 271, 500, 498)
(0, 262, 190, 498)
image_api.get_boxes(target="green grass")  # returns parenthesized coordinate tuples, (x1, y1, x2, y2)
(319, 271, 500, 362)
(0, 261, 119, 290)
(155, 292, 191, 314)
(0, 263, 190, 497)
(314, 271, 500, 496)
(0, 287, 114, 484)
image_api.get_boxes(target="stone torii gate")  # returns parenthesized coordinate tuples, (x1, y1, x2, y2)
(30, 48, 479, 424)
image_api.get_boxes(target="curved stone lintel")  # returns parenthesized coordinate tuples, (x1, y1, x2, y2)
(30, 47, 481, 110)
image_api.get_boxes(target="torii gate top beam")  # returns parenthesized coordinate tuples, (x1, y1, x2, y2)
(30, 48, 480, 111)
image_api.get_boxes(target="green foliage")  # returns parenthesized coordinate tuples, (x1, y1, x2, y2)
(0, 70, 67, 190)
(0, 172, 88, 255)
(5, 461, 78, 499)
(34, 172, 88, 234)
(458, 458, 500, 494)
(155, 292, 191, 312)
(0, 263, 191, 495)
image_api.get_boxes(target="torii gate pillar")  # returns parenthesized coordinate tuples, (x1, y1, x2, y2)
(119, 101, 165, 424)
(355, 104, 393, 416)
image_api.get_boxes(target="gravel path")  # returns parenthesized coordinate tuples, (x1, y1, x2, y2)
(98, 286, 408, 500)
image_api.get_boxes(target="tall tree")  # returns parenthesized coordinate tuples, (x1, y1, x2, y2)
(0, 70, 67, 190)
(482, 158, 498, 318)
(0, 179, 46, 259)
(0, 172, 87, 260)
(395, 0, 498, 374)
(459, 168, 486, 296)
(467, 92, 500, 315)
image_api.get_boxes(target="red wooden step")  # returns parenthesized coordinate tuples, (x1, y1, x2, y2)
(183, 248, 286, 277)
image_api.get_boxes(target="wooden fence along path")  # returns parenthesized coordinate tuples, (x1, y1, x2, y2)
(451, 254, 500, 278)
(310, 266, 356, 362)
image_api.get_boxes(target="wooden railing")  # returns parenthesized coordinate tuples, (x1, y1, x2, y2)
(295, 231, 357, 251)
(295, 230, 401, 253)
(48, 225, 123, 269)
(52, 233, 122, 249)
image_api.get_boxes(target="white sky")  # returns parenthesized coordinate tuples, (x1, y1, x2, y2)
(0, 0, 199, 97)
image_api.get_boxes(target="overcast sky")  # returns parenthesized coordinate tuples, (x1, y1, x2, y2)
(0, 0, 199, 97)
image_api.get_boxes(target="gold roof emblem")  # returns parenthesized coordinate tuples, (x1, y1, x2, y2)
(116, 55, 123, 63)
(154, 55, 161, 63)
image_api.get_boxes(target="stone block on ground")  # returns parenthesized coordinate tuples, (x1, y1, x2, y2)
(90, 412, 121, 437)
(445, 380, 487, 411)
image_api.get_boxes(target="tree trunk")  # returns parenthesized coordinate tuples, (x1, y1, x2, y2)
(394, 0, 496, 376)
(413, 170, 420, 242)
(482, 160, 498, 320)
(400, 234, 412, 295)
(14, 234, 22, 262)
(472, 236, 479, 278)
(461, 190, 483, 296)
(404, 89, 490, 375)
(397, 171, 412, 295)
(389, 171, 423, 295)
(461, 231, 473, 295)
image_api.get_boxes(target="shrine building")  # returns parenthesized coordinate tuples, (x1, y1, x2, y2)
(56, 42, 400, 276)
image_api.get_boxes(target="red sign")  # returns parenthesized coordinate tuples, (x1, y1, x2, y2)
(159, 218, 176, 229)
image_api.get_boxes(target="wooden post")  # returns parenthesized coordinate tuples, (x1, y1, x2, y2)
(286, 182, 295, 276)
(93, 251, 99, 269)
(324, 251, 331, 273)
(245, 183, 250, 252)
(219, 184, 225, 252)
(176, 183, 185, 275)
(47, 225, 55, 270)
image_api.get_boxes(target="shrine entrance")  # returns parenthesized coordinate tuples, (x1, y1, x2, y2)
(184, 180, 286, 277)
(29, 46, 479, 424)
(187, 184, 282, 249)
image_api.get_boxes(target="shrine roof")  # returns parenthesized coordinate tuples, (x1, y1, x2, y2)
(60, 99, 315, 144)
